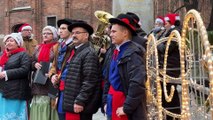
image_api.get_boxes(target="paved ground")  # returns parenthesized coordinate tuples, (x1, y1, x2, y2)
(93, 109, 106, 120)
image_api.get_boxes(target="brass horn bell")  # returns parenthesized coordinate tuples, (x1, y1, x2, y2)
(94, 10, 114, 37)
(94, 10, 114, 24)
(92, 10, 113, 61)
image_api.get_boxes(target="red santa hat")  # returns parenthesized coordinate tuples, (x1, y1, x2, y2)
(164, 14, 176, 25)
(155, 16, 165, 25)
(18, 23, 32, 32)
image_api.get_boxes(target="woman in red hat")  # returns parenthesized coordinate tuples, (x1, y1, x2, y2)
(158, 13, 181, 120)
(149, 16, 166, 40)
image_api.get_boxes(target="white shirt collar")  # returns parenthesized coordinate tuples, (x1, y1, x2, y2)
(75, 43, 84, 49)
(115, 40, 130, 51)
(65, 37, 73, 45)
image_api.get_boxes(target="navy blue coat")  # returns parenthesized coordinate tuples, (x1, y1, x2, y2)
(103, 42, 147, 120)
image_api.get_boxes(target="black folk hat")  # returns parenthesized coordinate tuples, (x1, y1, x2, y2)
(68, 20, 94, 35)
(126, 12, 140, 23)
(57, 18, 73, 27)
(126, 12, 141, 28)
(109, 13, 137, 35)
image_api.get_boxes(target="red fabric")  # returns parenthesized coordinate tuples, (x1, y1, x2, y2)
(112, 49, 119, 60)
(66, 112, 80, 120)
(101, 80, 104, 89)
(18, 23, 30, 32)
(156, 16, 165, 25)
(59, 80, 65, 91)
(165, 14, 176, 25)
(57, 70, 61, 75)
(121, 18, 136, 31)
(108, 86, 128, 120)
(67, 49, 75, 63)
(37, 42, 57, 62)
(59, 49, 75, 91)
(0, 47, 25, 67)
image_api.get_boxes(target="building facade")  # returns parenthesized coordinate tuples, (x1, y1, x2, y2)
(0, 0, 112, 44)
(1, 0, 211, 47)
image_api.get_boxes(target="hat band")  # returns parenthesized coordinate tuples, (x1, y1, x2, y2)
(133, 19, 138, 24)
(121, 18, 136, 31)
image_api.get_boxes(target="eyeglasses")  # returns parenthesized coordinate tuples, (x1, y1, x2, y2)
(42, 32, 53, 35)
(71, 31, 87, 35)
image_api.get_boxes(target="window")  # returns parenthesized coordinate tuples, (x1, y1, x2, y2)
(47, 16, 56, 27)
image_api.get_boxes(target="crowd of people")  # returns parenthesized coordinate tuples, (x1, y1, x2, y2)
(0, 11, 182, 120)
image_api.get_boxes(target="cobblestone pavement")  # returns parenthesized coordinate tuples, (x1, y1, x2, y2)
(93, 109, 106, 120)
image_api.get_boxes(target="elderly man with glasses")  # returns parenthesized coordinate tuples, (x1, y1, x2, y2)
(57, 20, 102, 120)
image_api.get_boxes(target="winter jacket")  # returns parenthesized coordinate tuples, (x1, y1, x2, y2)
(63, 42, 102, 114)
(103, 42, 147, 120)
(132, 35, 147, 49)
(158, 27, 180, 77)
(23, 37, 38, 57)
(0, 51, 31, 100)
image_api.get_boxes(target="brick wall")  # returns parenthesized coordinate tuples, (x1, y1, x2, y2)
(0, 0, 112, 46)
